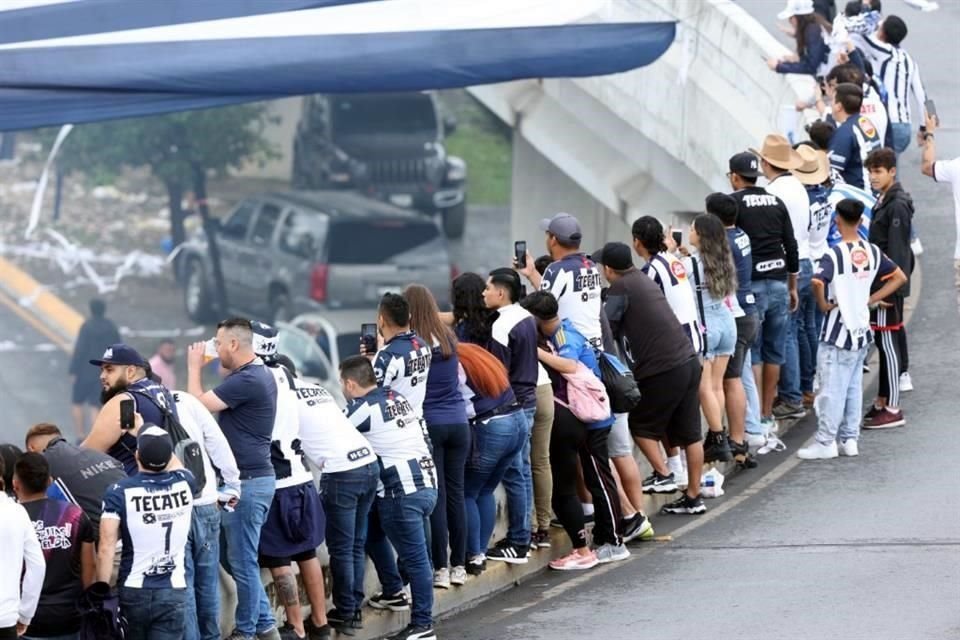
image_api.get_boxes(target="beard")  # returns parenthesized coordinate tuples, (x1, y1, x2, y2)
(100, 376, 130, 406)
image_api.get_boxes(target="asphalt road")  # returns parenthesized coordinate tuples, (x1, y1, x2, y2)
(437, 2, 960, 639)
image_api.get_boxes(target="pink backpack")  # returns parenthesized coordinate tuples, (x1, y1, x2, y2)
(557, 362, 611, 423)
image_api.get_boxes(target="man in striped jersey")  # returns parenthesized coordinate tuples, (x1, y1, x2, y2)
(340, 356, 438, 640)
(829, 83, 882, 189)
(798, 199, 906, 460)
(854, 14, 927, 154)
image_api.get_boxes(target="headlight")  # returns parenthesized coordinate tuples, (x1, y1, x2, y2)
(445, 156, 467, 182)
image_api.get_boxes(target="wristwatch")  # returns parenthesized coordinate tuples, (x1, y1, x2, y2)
(922, 132, 934, 141)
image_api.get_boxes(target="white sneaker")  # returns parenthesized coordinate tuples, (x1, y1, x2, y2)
(911, 237, 924, 256)
(594, 543, 631, 564)
(746, 432, 767, 447)
(449, 566, 467, 586)
(899, 372, 914, 392)
(839, 439, 859, 457)
(797, 440, 839, 460)
(433, 568, 450, 589)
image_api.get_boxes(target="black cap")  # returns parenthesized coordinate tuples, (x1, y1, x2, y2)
(137, 425, 173, 472)
(89, 343, 147, 368)
(591, 242, 633, 271)
(728, 152, 762, 178)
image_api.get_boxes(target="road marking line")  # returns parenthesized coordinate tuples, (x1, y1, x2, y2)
(0, 287, 72, 352)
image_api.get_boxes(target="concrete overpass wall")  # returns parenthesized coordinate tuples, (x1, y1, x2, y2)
(471, 0, 814, 249)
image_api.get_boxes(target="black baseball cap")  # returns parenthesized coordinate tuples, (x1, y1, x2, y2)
(728, 152, 762, 178)
(89, 343, 148, 368)
(137, 425, 173, 472)
(591, 242, 633, 271)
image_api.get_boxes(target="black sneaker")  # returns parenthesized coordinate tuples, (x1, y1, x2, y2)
(642, 471, 678, 494)
(772, 400, 806, 420)
(621, 513, 654, 543)
(532, 529, 551, 549)
(368, 591, 410, 612)
(387, 624, 437, 640)
(301, 619, 330, 640)
(465, 555, 486, 576)
(660, 493, 707, 515)
(486, 540, 529, 565)
(703, 431, 733, 463)
(550, 518, 564, 529)
(729, 438, 758, 469)
(279, 624, 305, 640)
(322, 610, 357, 637)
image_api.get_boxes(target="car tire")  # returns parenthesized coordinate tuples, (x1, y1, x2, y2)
(443, 201, 467, 239)
(183, 259, 215, 323)
(271, 290, 293, 324)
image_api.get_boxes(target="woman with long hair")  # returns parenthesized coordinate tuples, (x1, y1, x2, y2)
(767, 3, 832, 78)
(687, 214, 741, 464)
(457, 342, 526, 576)
(450, 272, 494, 345)
(404, 284, 470, 589)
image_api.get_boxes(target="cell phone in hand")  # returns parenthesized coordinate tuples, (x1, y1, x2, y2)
(119, 398, 135, 431)
(672, 230, 683, 248)
(360, 323, 378, 353)
(514, 241, 527, 269)
(925, 99, 939, 126)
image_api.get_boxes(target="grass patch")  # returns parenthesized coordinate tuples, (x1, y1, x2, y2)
(440, 91, 512, 206)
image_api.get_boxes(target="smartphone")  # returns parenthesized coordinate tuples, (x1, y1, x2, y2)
(672, 230, 683, 248)
(360, 323, 378, 353)
(514, 241, 527, 269)
(119, 398, 135, 431)
(925, 98, 939, 126)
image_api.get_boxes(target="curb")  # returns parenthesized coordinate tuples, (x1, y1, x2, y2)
(0, 256, 83, 345)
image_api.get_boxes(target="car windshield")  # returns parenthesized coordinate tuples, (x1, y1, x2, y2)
(327, 219, 440, 264)
(332, 95, 437, 138)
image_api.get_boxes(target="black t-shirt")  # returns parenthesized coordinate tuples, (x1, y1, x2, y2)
(604, 268, 696, 381)
(732, 186, 799, 281)
(22, 498, 95, 637)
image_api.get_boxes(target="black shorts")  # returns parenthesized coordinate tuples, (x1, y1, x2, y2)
(258, 547, 317, 569)
(725, 312, 760, 380)
(628, 357, 702, 447)
(72, 376, 101, 405)
(257, 482, 325, 560)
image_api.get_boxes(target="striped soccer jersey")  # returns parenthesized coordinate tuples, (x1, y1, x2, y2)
(540, 253, 604, 349)
(345, 386, 436, 497)
(266, 364, 314, 489)
(641, 252, 703, 354)
(827, 183, 875, 247)
(858, 33, 926, 125)
(373, 331, 433, 413)
(814, 240, 897, 351)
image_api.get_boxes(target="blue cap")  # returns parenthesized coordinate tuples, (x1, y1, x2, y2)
(89, 343, 148, 368)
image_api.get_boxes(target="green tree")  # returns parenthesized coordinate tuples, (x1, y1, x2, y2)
(41, 104, 278, 312)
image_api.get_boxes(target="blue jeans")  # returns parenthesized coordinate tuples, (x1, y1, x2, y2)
(119, 588, 186, 640)
(780, 260, 817, 403)
(221, 476, 276, 635)
(464, 410, 527, 557)
(184, 504, 221, 640)
(320, 462, 378, 616)
(813, 344, 868, 445)
(426, 422, 469, 569)
(499, 407, 534, 547)
(751, 278, 790, 366)
(891, 122, 912, 154)
(375, 488, 438, 628)
(743, 350, 763, 435)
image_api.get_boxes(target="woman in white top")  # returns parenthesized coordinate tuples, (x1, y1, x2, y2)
(0, 457, 45, 639)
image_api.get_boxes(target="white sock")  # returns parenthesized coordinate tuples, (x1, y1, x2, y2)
(667, 455, 683, 476)
(582, 502, 595, 517)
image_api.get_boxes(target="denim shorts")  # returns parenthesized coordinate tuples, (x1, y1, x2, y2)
(751, 278, 790, 366)
(703, 301, 737, 360)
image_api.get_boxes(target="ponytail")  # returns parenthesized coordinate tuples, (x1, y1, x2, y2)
(457, 343, 510, 399)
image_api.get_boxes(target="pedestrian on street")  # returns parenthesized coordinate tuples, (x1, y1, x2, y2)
(68, 299, 120, 441)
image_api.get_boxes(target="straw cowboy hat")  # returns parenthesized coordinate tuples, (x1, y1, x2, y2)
(792, 145, 830, 185)
(750, 134, 803, 170)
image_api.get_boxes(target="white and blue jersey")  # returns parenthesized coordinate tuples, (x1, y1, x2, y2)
(101, 469, 196, 589)
(807, 184, 833, 262)
(373, 331, 432, 413)
(827, 183, 875, 248)
(345, 387, 436, 497)
(540, 253, 604, 349)
(828, 115, 882, 190)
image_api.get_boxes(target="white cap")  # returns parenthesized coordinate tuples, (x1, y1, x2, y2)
(778, 0, 814, 20)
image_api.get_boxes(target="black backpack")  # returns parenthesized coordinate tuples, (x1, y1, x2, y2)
(596, 350, 642, 413)
(129, 389, 207, 497)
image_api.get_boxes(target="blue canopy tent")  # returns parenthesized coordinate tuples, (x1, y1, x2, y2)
(0, 0, 675, 131)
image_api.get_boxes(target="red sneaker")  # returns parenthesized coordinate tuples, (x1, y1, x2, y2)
(863, 408, 905, 429)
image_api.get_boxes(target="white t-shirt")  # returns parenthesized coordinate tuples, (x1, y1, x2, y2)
(267, 365, 314, 489)
(294, 379, 377, 475)
(933, 157, 960, 260)
(172, 391, 241, 507)
(0, 494, 44, 627)
(767, 173, 812, 261)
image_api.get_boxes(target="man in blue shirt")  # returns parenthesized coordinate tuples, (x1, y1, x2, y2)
(339, 356, 437, 640)
(829, 83, 882, 189)
(187, 318, 280, 640)
(97, 426, 196, 640)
